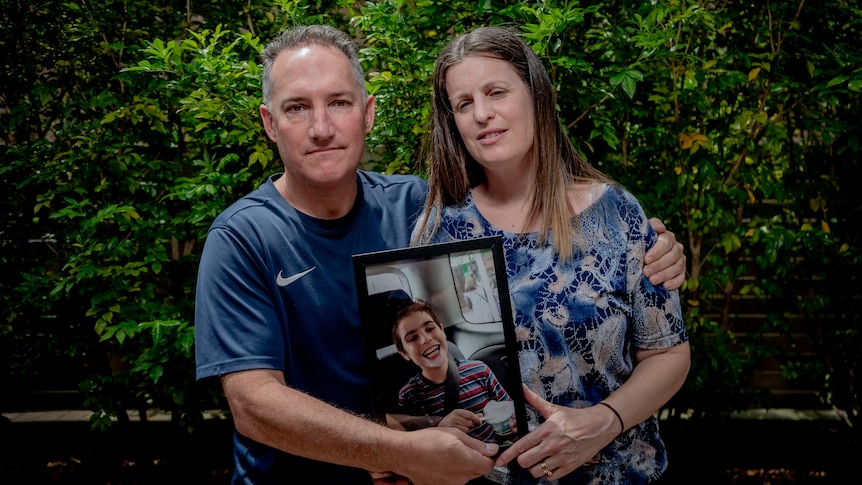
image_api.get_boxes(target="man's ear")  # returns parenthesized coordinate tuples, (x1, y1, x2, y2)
(260, 104, 277, 142)
(363, 95, 375, 134)
(397, 349, 411, 362)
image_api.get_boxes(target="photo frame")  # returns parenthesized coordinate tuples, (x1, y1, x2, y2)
(353, 236, 527, 449)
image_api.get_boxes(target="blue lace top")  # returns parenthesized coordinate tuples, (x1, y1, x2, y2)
(413, 184, 687, 484)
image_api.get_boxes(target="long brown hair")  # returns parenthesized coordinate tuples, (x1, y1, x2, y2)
(414, 26, 609, 261)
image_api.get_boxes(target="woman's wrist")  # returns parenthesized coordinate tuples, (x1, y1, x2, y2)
(597, 401, 625, 434)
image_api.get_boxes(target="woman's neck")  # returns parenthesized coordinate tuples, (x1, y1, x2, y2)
(473, 167, 536, 232)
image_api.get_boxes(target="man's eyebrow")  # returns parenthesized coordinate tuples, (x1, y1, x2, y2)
(328, 90, 357, 100)
(278, 90, 356, 108)
(278, 96, 306, 109)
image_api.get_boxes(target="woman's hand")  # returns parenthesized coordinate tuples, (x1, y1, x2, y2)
(494, 386, 618, 479)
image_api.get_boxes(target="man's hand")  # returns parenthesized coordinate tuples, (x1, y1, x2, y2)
(645, 218, 686, 291)
(372, 427, 498, 485)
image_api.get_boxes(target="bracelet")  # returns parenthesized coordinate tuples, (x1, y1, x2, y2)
(598, 402, 625, 434)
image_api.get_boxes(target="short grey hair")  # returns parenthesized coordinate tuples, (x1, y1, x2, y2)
(261, 24, 367, 109)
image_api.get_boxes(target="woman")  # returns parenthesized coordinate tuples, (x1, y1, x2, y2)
(412, 26, 691, 484)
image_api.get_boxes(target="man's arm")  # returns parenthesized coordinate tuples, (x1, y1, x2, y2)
(222, 369, 498, 485)
(645, 218, 686, 290)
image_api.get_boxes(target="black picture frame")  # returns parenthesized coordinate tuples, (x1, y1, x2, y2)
(353, 236, 527, 448)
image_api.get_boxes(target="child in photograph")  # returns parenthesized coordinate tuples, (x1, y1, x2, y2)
(391, 300, 516, 445)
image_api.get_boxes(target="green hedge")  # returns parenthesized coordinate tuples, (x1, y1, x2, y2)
(1, 0, 859, 432)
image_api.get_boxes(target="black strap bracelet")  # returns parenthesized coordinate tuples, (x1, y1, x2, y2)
(598, 402, 625, 434)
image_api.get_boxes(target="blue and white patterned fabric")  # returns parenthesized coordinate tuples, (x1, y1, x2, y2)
(413, 184, 687, 484)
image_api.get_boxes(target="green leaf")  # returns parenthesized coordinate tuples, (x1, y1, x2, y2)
(826, 75, 848, 88)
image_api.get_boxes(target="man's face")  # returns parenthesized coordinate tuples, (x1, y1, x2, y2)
(396, 311, 449, 373)
(260, 44, 374, 191)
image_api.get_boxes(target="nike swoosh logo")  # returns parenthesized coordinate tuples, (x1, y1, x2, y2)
(276, 267, 316, 287)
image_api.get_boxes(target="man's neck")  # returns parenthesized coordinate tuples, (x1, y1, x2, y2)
(275, 172, 358, 220)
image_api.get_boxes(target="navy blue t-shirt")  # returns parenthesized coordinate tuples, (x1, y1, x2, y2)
(195, 170, 427, 484)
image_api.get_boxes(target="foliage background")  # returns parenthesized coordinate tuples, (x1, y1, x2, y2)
(1, 0, 859, 435)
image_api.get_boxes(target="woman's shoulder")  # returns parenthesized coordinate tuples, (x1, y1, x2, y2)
(435, 191, 483, 226)
(593, 183, 646, 213)
(568, 182, 609, 214)
(574, 183, 650, 233)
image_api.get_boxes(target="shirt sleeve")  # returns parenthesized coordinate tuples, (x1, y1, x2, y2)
(194, 224, 285, 380)
(616, 188, 688, 349)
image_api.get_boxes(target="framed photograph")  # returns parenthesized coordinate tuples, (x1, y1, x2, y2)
(353, 236, 527, 449)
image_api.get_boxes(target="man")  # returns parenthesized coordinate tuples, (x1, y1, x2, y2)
(194, 24, 686, 485)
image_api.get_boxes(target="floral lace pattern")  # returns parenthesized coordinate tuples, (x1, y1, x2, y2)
(414, 184, 687, 483)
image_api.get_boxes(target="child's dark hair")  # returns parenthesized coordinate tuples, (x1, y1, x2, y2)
(391, 300, 443, 352)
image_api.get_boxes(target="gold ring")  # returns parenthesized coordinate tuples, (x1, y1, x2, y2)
(540, 461, 552, 477)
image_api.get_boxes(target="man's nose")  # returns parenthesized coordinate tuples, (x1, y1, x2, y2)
(309, 107, 334, 139)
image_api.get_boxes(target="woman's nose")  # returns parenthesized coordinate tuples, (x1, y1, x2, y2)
(473, 98, 494, 123)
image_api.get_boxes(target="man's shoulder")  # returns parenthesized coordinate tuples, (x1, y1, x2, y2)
(210, 180, 278, 228)
(358, 171, 428, 222)
(358, 170, 427, 191)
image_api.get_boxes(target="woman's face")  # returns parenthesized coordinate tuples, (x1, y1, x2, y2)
(445, 55, 535, 173)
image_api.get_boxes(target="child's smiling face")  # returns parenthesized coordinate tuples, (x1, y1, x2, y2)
(395, 310, 449, 374)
